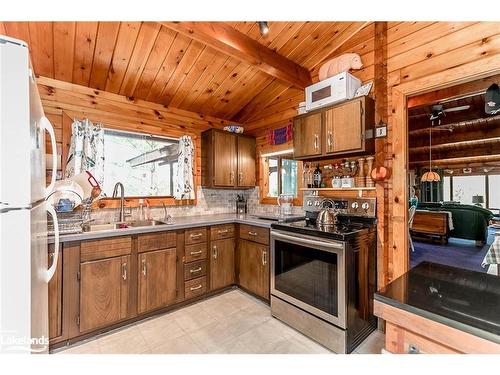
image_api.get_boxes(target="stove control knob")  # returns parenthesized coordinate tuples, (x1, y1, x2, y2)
(351, 202, 359, 210)
(314, 201, 321, 207)
(307, 200, 313, 206)
(362, 202, 370, 211)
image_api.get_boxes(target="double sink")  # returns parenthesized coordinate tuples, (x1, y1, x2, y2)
(82, 219, 171, 232)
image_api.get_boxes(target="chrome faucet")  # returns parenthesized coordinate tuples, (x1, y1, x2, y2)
(112, 182, 126, 222)
(162, 202, 173, 224)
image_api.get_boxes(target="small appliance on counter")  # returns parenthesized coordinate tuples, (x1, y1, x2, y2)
(236, 194, 247, 214)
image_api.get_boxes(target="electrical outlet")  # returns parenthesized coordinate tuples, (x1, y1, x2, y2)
(375, 126, 387, 138)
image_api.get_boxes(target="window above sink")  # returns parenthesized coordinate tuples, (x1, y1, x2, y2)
(102, 129, 179, 198)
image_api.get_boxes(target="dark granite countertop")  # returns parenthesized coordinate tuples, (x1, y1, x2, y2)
(375, 261, 500, 344)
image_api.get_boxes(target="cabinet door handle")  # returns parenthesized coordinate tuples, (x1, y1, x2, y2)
(217, 229, 228, 234)
(230, 171, 235, 184)
(213, 245, 218, 260)
(142, 259, 147, 277)
(239, 171, 243, 184)
(327, 131, 333, 150)
(262, 251, 267, 266)
(190, 267, 202, 273)
(190, 233, 203, 239)
(190, 250, 203, 255)
(248, 231, 258, 236)
(122, 262, 127, 280)
(190, 284, 203, 291)
(314, 134, 319, 151)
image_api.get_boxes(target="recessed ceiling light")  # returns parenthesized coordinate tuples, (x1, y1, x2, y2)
(258, 22, 269, 36)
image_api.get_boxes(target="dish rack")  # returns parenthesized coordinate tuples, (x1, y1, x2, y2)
(47, 201, 93, 236)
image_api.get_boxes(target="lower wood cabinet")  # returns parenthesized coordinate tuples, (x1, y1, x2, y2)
(210, 238, 235, 290)
(237, 239, 269, 300)
(138, 248, 177, 314)
(79, 255, 130, 333)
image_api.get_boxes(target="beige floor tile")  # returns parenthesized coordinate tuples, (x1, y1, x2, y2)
(234, 319, 292, 354)
(170, 304, 218, 333)
(57, 340, 100, 354)
(198, 297, 241, 320)
(220, 290, 260, 310)
(149, 334, 203, 354)
(187, 320, 236, 353)
(290, 333, 332, 354)
(211, 336, 256, 354)
(355, 330, 385, 354)
(96, 326, 149, 354)
(219, 306, 271, 338)
(136, 315, 186, 349)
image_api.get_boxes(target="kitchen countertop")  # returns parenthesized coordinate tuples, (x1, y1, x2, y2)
(375, 261, 500, 344)
(48, 213, 278, 244)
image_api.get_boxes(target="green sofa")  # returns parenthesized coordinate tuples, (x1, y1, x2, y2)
(417, 202, 494, 244)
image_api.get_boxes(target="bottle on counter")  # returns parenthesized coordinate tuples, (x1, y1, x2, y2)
(313, 164, 322, 188)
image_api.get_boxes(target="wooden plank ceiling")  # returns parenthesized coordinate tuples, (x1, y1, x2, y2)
(0, 21, 365, 126)
(408, 92, 500, 174)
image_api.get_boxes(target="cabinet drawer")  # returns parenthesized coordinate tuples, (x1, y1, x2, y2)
(185, 228, 207, 245)
(239, 224, 269, 245)
(184, 260, 207, 281)
(81, 236, 132, 262)
(210, 224, 235, 240)
(185, 243, 207, 263)
(184, 277, 207, 299)
(138, 231, 176, 253)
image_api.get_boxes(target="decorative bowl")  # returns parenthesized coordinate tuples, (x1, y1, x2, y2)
(223, 125, 244, 134)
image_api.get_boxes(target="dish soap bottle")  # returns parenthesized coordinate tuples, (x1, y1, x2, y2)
(313, 164, 322, 188)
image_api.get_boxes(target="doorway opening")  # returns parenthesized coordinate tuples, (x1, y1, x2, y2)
(407, 75, 500, 274)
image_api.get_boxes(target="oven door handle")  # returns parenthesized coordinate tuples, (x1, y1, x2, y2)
(271, 231, 344, 249)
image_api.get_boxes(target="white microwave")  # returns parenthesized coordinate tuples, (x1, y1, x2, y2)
(305, 72, 361, 111)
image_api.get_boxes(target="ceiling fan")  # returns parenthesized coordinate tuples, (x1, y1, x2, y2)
(429, 104, 470, 120)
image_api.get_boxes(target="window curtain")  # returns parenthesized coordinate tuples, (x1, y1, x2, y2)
(65, 118, 105, 187)
(174, 135, 195, 200)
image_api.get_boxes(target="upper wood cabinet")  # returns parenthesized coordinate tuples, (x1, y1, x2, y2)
(79, 255, 130, 333)
(293, 96, 374, 160)
(293, 112, 323, 158)
(237, 136, 256, 188)
(138, 248, 177, 314)
(202, 129, 256, 189)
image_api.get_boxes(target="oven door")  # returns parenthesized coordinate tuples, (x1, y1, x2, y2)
(271, 230, 346, 329)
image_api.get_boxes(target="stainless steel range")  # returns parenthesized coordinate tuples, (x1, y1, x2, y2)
(270, 196, 377, 354)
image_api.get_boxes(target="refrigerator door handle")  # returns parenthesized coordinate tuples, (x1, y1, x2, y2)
(45, 203, 59, 282)
(41, 116, 58, 196)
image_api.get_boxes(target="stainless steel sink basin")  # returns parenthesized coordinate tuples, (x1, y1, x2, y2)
(127, 220, 166, 227)
(82, 220, 169, 232)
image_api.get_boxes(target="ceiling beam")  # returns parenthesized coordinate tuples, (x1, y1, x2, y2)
(159, 22, 312, 89)
(409, 154, 500, 167)
(408, 73, 500, 109)
(409, 143, 500, 163)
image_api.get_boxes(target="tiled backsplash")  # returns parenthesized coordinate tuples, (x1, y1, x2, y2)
(90, 187, 304, 223)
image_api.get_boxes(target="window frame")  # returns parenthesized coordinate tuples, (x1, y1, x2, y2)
(259, 154, 302, 206)
(444, 174, 500, 211)
(102, 128, 179, 199)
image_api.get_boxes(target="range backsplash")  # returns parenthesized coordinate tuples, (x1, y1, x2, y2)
(89, 187, 304, 223)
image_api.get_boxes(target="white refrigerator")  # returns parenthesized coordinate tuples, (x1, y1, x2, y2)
(0, 35, 60, 354)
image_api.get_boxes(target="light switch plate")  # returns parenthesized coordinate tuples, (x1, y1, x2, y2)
(375, 126, 387, 138)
